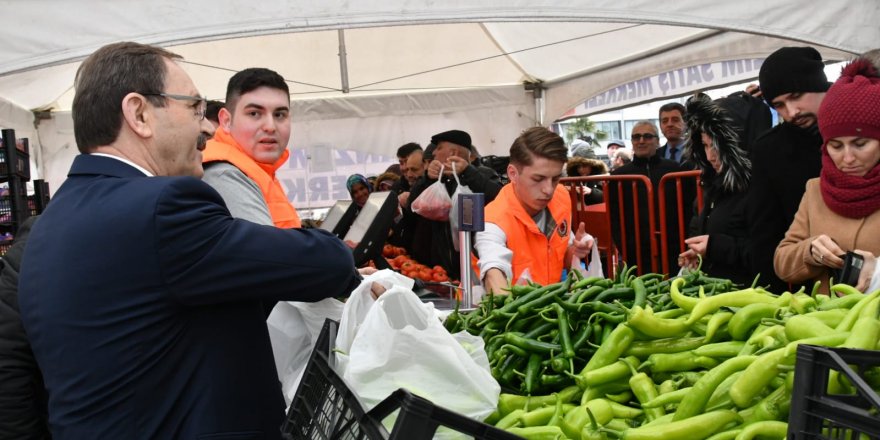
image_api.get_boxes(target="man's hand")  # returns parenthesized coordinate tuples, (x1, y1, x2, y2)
(398, 191, 410, 209)
(678, 249, 699, 269)
(426, 159, 445, 180)
(482, 268, 510, 297)
(684, 235, 709, 257)
(445, 156, 470, 175)
(571, 222, 593, 260)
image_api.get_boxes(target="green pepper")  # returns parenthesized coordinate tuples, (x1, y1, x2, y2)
(694, 341, 746, 359)
(517, 279, 572, 315)
(626, 305, 689, 339)
(551, 303, 575, 359)
(580, 408, 608, 440)
(494, 281, 565, 316)
(727, 303, 779, 340)
(641, 386, 692, 409)
(505, 425, 567, 440)
(731, 420, 787, 440)
(669, 278, 698, 311)
(631, 277, 648, 308)
(673, 355, 757, 421)
(703, 311, 734, 342)
(834, 289, 880, 331)
(580, 382, 631, 406)
(570, 285, 606, 303)
(789, 292, 818, 314)
(581, 355, 641, 387)
(705, 430, 742, 440)
(595, 286, 636, 302)
(603, 399, 644, 419)
(497, 385, 582, 415)
(495, 408, 525, 429)
(783, 314, 836, 341)
(685, 289, 788, 325)
(603, 390, 633, 404)
(625, 359, 665, 421)
(828, 313, 880, 394)
(640, 351, 719, 373)
(739, 383, 790, 425)
(705, 371, 743, 411)
(580, 324, 635, 374)
(612, 409, 741, 440)
(729, 347, 791, 408)
(518, 402, 576, 427)
(803, 308, 848, 327)
(504, 332, 563, 355)
(624, 336, 705, 357)
(562, 399, 613, 439)
(656, 379, 678, 395)
(816, 292, 864, 311)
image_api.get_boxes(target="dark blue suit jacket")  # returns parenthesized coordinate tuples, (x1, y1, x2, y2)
(19, 155, 361, 439)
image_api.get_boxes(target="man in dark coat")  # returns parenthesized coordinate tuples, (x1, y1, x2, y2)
(407, 129, 502, 279)
(746, 46, 830, 292)
(0, 216, 51, 440)
(608, 121, 695, 275)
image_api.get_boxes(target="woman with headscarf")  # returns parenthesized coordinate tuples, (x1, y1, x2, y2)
(775, 59, 880, 294)
(678, 91, 771, 286)
(346, 174, 373, 212)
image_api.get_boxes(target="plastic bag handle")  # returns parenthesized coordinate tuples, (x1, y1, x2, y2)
(451, 161, 462, 187)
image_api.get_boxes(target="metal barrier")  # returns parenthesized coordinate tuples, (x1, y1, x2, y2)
(658, 170, 703, 275)
(564, 171, 701, 277)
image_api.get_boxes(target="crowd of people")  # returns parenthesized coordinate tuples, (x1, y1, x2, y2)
(2, 40, 880, 439)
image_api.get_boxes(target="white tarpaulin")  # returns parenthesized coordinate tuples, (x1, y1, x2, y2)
(0, 0, 876, 205)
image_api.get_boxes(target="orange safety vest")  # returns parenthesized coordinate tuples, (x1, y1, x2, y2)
(202, 128, 301, 228)
(484, 184, 572, 285)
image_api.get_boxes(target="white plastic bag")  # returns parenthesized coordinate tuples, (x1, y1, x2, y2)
(411, 165, 453, 221)
(449, 163, 474, 252)
(267, 298, 345, 405)
(335, 274, 500, 431)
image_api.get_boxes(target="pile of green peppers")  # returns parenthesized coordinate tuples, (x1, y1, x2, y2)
(451, 273, 880, 440)
(444, 266, 738, 396)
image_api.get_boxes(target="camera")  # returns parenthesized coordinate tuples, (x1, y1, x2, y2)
(835, 251, 864, 286)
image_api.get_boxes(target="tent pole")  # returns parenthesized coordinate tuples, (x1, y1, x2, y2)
(337, 29, 350, 93)
(525, 81, 545, 126)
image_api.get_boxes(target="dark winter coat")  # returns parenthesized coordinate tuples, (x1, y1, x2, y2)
(566, 156, 607, 205)
(0, 215, 51, 440)
(746, 121, 823, 292)
(406, 164, 502, 278)
(608, 154, 695, 275)
(684, 92, 772, 286)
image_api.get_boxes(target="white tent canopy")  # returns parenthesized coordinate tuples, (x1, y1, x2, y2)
(0, 0, 876, 204)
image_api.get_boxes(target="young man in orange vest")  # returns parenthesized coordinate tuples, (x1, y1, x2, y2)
(202, 68, 301, 228)
(475, 127, 593, 295)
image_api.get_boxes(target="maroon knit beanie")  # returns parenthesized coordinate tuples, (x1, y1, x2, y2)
(818, 59, 880, 142)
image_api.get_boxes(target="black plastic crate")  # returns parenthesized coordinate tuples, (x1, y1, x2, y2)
(0, 129, 30, 180)
(281, 319, 519, 440)
(788, 345, 880, 440)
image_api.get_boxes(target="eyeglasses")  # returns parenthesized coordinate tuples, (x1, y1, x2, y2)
(631, 133, 658, 141)
(142, 93, 207, 120)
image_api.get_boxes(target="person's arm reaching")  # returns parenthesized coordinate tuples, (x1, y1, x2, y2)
(475, 223, 513, 295)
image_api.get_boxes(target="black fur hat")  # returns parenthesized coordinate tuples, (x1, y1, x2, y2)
(684, 92, 770, 193)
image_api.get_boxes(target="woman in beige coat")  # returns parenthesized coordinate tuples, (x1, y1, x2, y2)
(775, 58, 880, 294)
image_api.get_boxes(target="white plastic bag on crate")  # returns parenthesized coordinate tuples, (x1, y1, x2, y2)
(267, 298, 344, 405)
(335, 274, 500, 435)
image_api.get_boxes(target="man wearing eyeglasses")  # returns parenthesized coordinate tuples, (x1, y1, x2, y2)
(607, 121, 695, 274)
(17, 42, 364, 439)
(202, 68, 301, 229)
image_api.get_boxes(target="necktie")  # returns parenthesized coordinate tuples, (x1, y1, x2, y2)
(669, 146, 677, 161)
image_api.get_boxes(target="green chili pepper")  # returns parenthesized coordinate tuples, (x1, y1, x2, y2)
(600, 399, 643, 419)
(626, 305, 689, 339)
(494, 281, 565, 316)
(504, 332, 563, 355)
(705, 430, 742, 440)
(669, 278, 698, 311)
(789, 292, 818, 314)
(816, 292, 864, 311)
(611, 409, 741, 440)
(673, 355, 757, 421)
(495, 408, 525, 429)
(551, 303, 575, 359)
(704, 371, 743, 411)
(739, 383, 790, 425)
(497, 385, 582, 415)
(727, 303, 780, 340)
(703, 310, 734, 342)
(580, 381, 631, 406)
(729, 348, 791, 408)
(653, 308, 687, 319)
(624, 336, 705, 357)
(517, 279, 572, 316)
(641, 351, 719, 373)
(580, 408, 608, 440)
(603, 390, 633, 404)
(524, 353, 544, 395)
(657, 379, 678, 395)
(624, 358, 665, 421)
(732, 420, 787, 440)
(685, 289, 788, 325)
(505, 425, 567, 439)
(641, 386, 692, 409)
(581, 355, 641, 387)
(595, 286, 636, 302)
(834, 289, 880, 331)
(518, 402, 576, 427)
(783, 314, 836, 341)
(573, 276, 607, 290)
(803, 308, 847, 327)
(631, 278, 648, 308)
(694, 341, 746, 359)
(570, 285, 606, 304)
(562, 398, 613, 439)
(580, 324, 636, 374)
(828, 313, 880, 394)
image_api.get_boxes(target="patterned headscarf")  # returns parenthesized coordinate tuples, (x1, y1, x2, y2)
(346, 174, 373, 196)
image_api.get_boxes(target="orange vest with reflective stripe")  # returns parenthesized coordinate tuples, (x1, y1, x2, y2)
(484, 184, 572, 285)
(203, 128, 301, 228)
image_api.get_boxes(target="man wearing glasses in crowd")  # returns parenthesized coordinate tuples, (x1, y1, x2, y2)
(607, 121, 695, 274)
(18, 42, 367, 439)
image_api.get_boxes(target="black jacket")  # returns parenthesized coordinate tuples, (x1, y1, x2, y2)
(406, 164, 502, 279)
(0, 216, 51, 440)
(694, 179, 752, 285)
(746, 122, 822, 292)
(608, 154, 695, 275)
